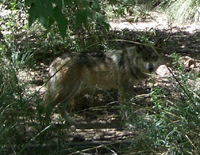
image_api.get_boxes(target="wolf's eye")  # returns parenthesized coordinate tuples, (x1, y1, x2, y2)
(152, 55, 158, 61)
(143, 57, 148, 61)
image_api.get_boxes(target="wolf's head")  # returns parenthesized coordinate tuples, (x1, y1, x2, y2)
(126, 42, 164, 74)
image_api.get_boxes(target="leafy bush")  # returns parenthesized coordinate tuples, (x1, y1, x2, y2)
(25, 0, 110, 38)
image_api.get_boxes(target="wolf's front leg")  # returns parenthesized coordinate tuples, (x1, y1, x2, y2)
(118, 84, 135, 104)
(58, 102, 76, 125)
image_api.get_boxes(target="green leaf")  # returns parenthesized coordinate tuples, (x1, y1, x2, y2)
(53, 6, 68, 38)
(28, 4, 38, 27)
(95, 13, 110, 30)
(52, 0, 62, 8)
(41, 0, 54, 19)
(76, 9, 93, 27)
(91, 0, 100, 11)
(25, 0, 34, 6)
(28, 1, 55, 28)
(64, 0, 73, 5)
(38, 14, 49, 28)
(48, 17, 55, 28)
(76, 10, 87, 26)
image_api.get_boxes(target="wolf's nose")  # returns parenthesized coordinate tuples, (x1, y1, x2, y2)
(148, 64, 154, 72)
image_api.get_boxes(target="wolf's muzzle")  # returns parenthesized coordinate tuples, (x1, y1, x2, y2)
(148, 63, 154, 73)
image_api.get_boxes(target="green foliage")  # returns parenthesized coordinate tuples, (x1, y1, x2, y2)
(1, 0, 20, 9)
(25, 0, 110, 38)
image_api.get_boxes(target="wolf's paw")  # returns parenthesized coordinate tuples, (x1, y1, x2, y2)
(65, 119, 77, 126)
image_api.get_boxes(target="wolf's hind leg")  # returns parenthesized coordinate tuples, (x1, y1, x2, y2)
(44, 103, 54, 124)
(57, 82, 81, 124)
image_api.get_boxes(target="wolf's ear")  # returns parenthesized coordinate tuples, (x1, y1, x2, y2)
(134, 39, 146, 52)
(126, 46, 137, 54)
(155, 37, 166, 48)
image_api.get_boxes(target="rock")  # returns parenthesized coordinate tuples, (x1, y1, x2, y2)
(179, 56, 195, 68)
(156, 65, 171, 77)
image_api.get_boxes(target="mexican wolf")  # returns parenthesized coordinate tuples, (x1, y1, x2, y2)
(43, 43, 163, 124)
